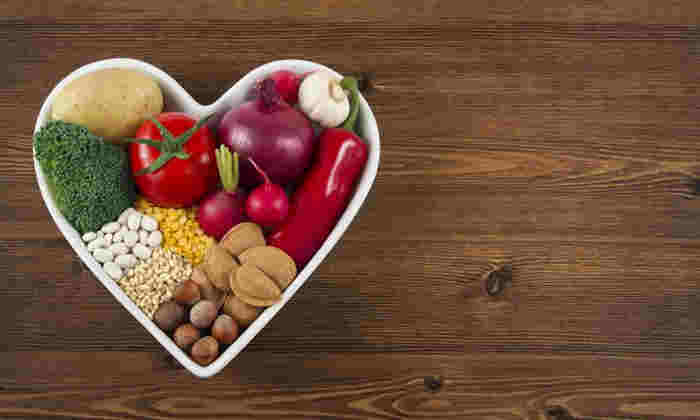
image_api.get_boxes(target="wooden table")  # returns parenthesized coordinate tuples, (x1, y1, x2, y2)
(2, 1, 700, 418)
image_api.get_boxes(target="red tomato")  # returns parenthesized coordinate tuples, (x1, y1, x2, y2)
(129, 112, 218, 208)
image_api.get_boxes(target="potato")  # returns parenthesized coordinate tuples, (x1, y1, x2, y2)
(51, 68, 163, 143)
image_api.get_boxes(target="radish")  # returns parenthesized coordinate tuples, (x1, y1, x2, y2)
(265, 70, 303, 105)
(197, 146, 247, 240)
(245, 157, 289, 229)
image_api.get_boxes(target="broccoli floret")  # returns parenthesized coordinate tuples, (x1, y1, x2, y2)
(34, 120, 136, 234)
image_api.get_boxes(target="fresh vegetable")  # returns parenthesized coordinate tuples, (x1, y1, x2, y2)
(34, 121, 136, 234)
(128, 112, 218, 208)
(218, 78, 315, 187)
(264, 70, 303, 105)
(245, 158, 289, 229)
(298, 71, 350, 128)
(51, 69, 163, 143)
(197, 146, 248, 240)
(269, 77, 368, 268)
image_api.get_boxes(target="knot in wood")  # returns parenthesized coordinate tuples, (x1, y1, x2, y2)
(545, 406, 578, 420)
(423, 375, 443, 392)
(484, 265, 512, 297)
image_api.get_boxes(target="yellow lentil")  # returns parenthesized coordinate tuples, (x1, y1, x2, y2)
(135, 197, 214, 265)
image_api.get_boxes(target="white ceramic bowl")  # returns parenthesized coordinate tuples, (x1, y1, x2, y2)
(33, 58, 380, 377)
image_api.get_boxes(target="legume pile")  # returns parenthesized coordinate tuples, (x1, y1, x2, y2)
(115, 247, 193, 318)
(135, 197, 214, 265)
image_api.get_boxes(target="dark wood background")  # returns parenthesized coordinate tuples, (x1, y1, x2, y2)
(2, 1, 700, 418)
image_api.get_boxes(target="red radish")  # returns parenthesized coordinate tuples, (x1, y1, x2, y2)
(245, 157, 289, 229)
(197, 145, 247, 240)
(266, 70, 303, 105)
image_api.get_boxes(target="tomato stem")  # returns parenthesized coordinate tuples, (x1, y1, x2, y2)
(126, 114, 213, 175)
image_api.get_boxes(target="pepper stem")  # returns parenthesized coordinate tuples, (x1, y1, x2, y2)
(340, 76, 360, 132)
(215, 146, 239, 193)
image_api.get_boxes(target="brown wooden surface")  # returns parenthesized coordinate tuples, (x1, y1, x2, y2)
(2, 1, 700, 418)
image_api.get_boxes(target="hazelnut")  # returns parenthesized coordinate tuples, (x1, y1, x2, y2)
(211, 314, 239, 345)
(189, 300, 218, 329)
(153, 301, 185, 332)
(191, 267, 224, 307)
(190, 336, 219, 366)
(173, 323, 201, 351)
(173, 279, 201, 305)
(222, 294, 261, 327)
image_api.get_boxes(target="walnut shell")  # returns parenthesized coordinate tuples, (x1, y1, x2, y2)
(220, 222, 265, 256)
(202, 244, 239, 292)
(238, 246, 297, 289)
(190, 267, 225, 308)
(230, 264, 281, 307)
(222, 294, 261, 327)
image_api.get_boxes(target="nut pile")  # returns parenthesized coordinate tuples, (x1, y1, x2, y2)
(115, 248, 193, 318)
(82, 207, 163, 280)
(152, 222, 297, 366)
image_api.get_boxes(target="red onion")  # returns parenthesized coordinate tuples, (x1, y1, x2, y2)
(218, 79, 315, 187)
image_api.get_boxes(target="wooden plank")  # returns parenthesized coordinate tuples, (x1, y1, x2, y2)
(2, 0, 700, 418)
(0, 351, 698, 419)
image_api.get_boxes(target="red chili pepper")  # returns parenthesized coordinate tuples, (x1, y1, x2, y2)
(269, 77, 368, 268)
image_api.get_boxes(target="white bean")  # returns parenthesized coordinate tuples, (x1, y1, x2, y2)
(87, 238, 105, 251)
(139, 230, 149, 244)
(113, 229, 124, 243)
(116, 254, 138, 268)
(82, 232, 97, 242)
(109, 243, 129, 256)
(147, 231, 163, 247)
(127, 212, 142, 230)
(103, 261, 122, 279)
(141, 215, 158, 231)
(101, 222, 120, 233)
(118, 208, 134, 225)
(96, 231, 104, 239)
(124, 230, 139, 247)
(133, 244, 152, 259)
(93, 248, 114, 263)
(103, 233, 113, 246)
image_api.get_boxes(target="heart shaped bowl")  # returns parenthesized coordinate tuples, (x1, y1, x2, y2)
(33, 58, 380, 377)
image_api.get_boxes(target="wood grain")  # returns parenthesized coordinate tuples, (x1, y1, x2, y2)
(2, 0, 700, 418)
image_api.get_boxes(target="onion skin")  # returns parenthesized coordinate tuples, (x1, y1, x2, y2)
(218, 79, 315, 187)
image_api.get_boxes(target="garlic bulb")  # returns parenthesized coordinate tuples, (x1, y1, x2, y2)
(298, 71, 350, 128)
